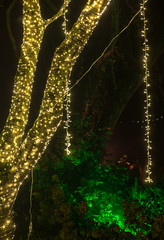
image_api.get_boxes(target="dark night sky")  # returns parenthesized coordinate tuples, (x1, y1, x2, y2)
(0, 0, 164, 181)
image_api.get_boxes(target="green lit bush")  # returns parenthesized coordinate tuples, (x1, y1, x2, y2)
(131, 181, 164, 217)
(75, 165, 129, 229)
(14, 119, 164, 239)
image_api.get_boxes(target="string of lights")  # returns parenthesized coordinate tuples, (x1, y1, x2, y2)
(119, 115, 164, 124)
(0, 1, 45, 238)
(140, 0, 153, 183)
(0, 0, 45, 167)
(64, 75, 72, 155)
(62, 4, 69, 36)
(62, 4, 72, 155)
(0, 1, 112, 239)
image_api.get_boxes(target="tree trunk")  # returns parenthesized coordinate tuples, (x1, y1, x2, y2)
(0, 0, 111, 239)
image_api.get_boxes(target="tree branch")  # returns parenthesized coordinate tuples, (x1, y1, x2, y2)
(0, 1, 112, 238)
(8, 0, 112, 187)
(44, 0, 71, 27)
(0, 0, 45, 166)
(6, 0, 19, 58)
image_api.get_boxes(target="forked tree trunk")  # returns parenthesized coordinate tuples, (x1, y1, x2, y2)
(0, 0, 111, 239)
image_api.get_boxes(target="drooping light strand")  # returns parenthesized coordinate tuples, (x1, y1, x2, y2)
(119, 115, 164, 125)
(62, 5, 72, 155)
(140, 0, 153, 183)
(64, 77, 72, 155)
(62, 4, 69, 36)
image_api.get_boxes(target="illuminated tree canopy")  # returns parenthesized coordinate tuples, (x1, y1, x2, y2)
(0, 0, 112, 239)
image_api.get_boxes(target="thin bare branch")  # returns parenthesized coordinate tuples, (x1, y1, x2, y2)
(6, 0, 19, 58)
(45, 0, 71, 27)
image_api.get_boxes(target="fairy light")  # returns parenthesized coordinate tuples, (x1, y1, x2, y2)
(64, 75, 72, 155)
(0, 0, 72, 166)
(62, 4, 72, 155)
(0, 1, 112, 239)
(0, 0, 45, 238)
(62, 4, 69, 36)
(140, 0, 153, 183)
(119, 116, 164, 125)
(0, 0, 45, 167)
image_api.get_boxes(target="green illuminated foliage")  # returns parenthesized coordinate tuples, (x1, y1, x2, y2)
(14, 121, 164, 239)
(131, 179, 164, 218)
(73, 165, 128, 230)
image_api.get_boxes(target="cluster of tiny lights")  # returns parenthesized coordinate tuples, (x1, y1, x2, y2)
(140, 0, 153, 183)
(62, 4, 69, 36)
(119, 116, 164, 124)
(0, 0, 45, 166)
(0, 0, 112, 239)
(64, 75, 72, 155)
(62, 4, 72, 155)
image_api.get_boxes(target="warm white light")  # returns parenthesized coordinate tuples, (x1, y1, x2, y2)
(140, 0, 153, 183)
(62, 4, 72, 155)
(0, 0, 112, 239)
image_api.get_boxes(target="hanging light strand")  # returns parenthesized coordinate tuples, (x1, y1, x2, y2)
(140, 0, 153, 183)
(62, 5, 69, 36)
(62, 5, 72, 155)
(64, 76, 72, 155)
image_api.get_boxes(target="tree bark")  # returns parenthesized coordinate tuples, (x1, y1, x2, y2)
(0, 0, 45, 166)
(0, 0, 111, 239)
